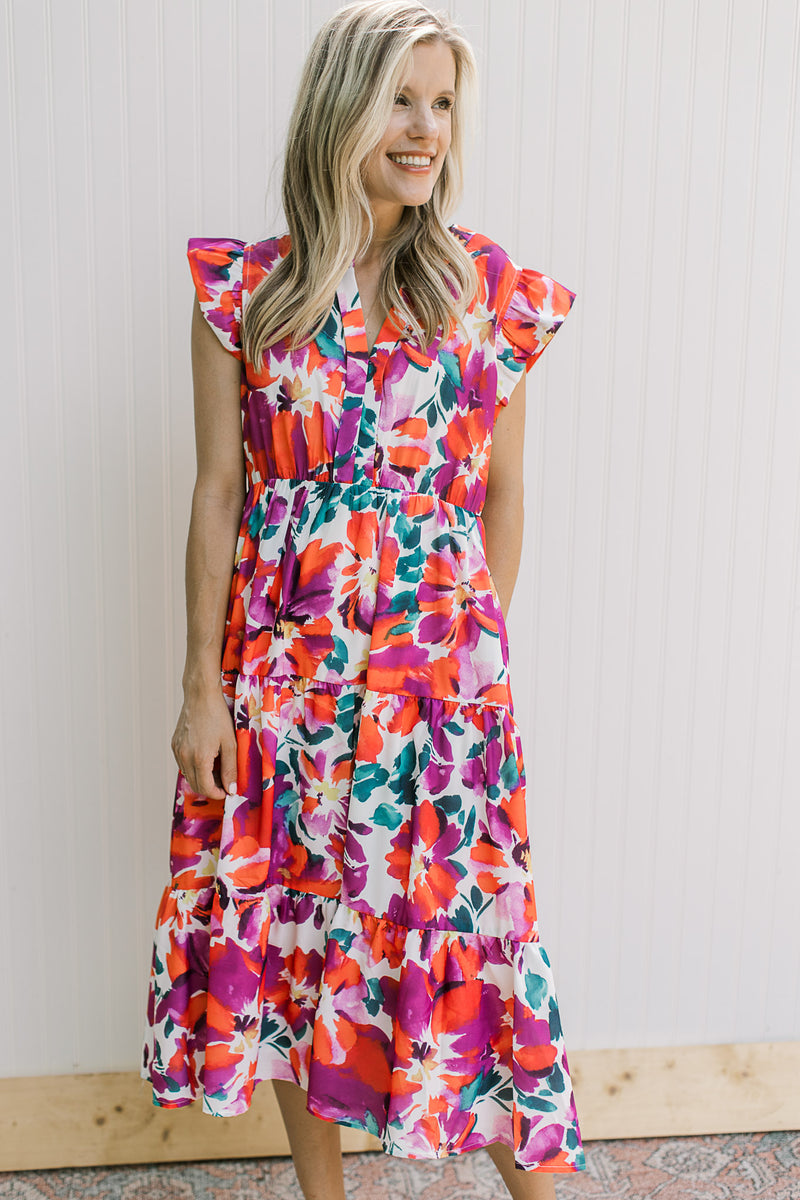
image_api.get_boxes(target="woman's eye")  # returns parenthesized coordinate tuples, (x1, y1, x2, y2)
(393, 94, 452, 110)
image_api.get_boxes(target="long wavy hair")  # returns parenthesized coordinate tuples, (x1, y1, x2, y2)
(241, 0, 479, 363)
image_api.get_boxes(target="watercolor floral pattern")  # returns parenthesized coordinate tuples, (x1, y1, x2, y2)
(141, 225, 584, 1172)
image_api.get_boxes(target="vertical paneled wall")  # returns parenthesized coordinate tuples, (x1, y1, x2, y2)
(1, 0, 798, 1078)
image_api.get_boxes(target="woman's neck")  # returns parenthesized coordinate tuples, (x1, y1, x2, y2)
(357, 204, 405, 267)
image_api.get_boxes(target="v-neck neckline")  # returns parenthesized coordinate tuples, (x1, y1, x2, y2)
(338, 264, 406, 357)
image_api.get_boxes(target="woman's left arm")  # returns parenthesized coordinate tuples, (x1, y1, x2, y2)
(481, 372, 527, 620)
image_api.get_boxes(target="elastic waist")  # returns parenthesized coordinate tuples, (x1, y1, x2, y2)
(245, 475, 482, 521)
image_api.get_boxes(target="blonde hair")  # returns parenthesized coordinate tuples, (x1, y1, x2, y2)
(241, 0, 479, 362)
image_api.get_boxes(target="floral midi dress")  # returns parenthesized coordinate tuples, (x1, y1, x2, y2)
(141, 224, 586, 1174)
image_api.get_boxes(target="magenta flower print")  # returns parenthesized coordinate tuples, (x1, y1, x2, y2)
(385, 799, 467, 926)
(141, 227, 584, 1174)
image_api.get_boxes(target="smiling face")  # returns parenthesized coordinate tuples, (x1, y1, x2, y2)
(361, 38, 457, 236)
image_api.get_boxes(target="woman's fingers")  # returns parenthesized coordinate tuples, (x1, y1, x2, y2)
(219, 732, 238, 796)
(172, 696, 237, 796)
(171, 692, 236, 799)
(193, 753, 226, 800)
(177, 751, 225, 799)
(172, 740, 226, 799)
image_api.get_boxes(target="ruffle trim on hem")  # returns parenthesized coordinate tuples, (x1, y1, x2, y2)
(141, 885, 585, 1172)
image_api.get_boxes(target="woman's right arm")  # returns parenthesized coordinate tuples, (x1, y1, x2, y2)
(170, 296, 246, 800)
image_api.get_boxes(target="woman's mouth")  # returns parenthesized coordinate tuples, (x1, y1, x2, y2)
(387, 153, 434, 171)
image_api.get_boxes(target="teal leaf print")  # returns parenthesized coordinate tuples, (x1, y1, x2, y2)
(316, 316, 344, 361)
(353, 763, 390, 794)
(527, 1095, 559, 1112)
(439, 349, 463, 390)
(394, 741, 417, 780)
(333, 927, 355, 955)
(567, 1127, 583, 1151)
(500, 754, 519, 791)
(246, 506, 265, 538)
(325, 634, 351, 676)
(393, 516, 422, 551)
(524, 972, 549, 1012)
(451, 904, 475, 931)
(458, 1072, 485, 1111)
(364, 1109, 382, 1138)
(549, 997, 563, 1042)
(436, 793, 462, 814)
(389, 588, 419, 612)
(549, 1060, 566, 1093)
(365, 978, 385, 1017)
(386, 616, 417, 639)
(373, 802, 403, 830)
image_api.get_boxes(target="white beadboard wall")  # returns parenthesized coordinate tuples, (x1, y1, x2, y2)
(1, 0, 798, 1079)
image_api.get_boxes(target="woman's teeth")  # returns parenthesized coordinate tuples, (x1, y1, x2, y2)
(389, 154, 432, 166)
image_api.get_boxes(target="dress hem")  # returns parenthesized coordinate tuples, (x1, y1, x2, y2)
(142, 1070, 585, 1173)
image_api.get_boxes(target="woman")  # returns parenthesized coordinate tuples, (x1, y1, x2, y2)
(141, 3, 585, 1196)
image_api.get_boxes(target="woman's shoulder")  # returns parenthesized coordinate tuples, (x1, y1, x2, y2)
(186, 234, 291, 290)
(448, 223, 522, 315)
(244, 234, 291, 291)
(247, 233, 292, 268)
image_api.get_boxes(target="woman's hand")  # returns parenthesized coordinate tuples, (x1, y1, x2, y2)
(172, 296, 246, 800)
(171, 683, 237, 799)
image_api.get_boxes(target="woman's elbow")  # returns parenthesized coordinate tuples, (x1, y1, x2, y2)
(483, 480, 524, 525)
(192, 469, 247, 516)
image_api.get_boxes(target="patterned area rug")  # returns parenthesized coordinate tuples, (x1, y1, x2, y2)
(1, 1133, 799, 1199)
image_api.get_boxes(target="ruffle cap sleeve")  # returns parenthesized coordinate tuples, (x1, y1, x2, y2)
(187, 237, 246, 358)
(495, 265, 576, 407)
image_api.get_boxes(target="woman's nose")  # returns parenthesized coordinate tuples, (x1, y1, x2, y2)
(409, 104, 438, 138)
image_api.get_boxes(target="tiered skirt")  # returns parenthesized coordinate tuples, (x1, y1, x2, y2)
(141, 478, 585, 1172)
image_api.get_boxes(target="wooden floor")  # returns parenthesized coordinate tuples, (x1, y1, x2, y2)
(1, 1041, 798, 1173)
